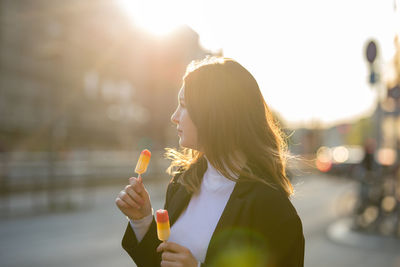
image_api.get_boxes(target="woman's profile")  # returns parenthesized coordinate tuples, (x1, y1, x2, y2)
(116, 56, 305, 267)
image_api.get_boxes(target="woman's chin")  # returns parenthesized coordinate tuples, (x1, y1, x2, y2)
(179, 139, 190, 149)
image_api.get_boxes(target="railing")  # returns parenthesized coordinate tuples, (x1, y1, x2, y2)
(0, 150, 169, 217)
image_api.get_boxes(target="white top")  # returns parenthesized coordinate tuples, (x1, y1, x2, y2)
(130, 158, 236, 264)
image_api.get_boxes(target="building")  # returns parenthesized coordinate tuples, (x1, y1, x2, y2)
(0, 0, 211, 152)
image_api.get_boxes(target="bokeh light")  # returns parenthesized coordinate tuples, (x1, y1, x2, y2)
(332, 146, 349, 163)
(316, 146, 333, 172)
(381, 196, 397, 212)
(363, 206, 379, 225)
(376, 148, 397, 166)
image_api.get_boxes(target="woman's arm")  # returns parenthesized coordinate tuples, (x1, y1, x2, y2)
(261, 214, 305, 267)
(129, 211, 154, 242)
(118, 176, 161, 267)
(122, 217, 162, 267)
(251, 189, 305, 267)
(121, 174, 183, 267)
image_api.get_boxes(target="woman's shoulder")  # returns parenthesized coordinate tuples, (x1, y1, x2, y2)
(245, 181, 300, 221)
(244, 180, 287, 199)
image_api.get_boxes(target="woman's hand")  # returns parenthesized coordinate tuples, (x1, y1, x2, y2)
(157, 242, 198, 267)
(115, 177, 152, 220)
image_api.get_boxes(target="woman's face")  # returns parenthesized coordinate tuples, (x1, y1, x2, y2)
(171, 86, 199, 150)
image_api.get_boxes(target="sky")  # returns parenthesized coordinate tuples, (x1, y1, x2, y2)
(115, 0, 400, 128)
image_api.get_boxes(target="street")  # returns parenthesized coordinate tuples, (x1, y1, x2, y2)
(1, 173, 399, 267)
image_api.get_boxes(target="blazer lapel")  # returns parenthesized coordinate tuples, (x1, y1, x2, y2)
(211, 177, 254, 234)
(168, 157, 207, 226)
(167, 184, 192, 226)
(204, 177, 255, 264)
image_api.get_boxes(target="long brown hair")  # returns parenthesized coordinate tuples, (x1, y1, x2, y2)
(165, 56, 293, 197)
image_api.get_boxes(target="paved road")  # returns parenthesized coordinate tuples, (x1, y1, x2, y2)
(1, 174, 399, 267)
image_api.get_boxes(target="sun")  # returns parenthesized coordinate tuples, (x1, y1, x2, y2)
(115, 0, 186, 36)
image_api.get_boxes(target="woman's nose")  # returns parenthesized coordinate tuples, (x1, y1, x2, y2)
(171, 110, 178, 125)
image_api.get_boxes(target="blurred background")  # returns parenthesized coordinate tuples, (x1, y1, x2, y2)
(0, 0, 400, 266)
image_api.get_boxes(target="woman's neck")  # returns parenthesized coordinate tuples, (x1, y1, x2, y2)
(204, 151, 246, 167)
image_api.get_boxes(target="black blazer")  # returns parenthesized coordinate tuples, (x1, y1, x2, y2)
(122, 169, 305, 267)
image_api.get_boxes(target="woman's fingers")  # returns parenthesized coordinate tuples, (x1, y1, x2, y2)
(129, 177, 145, 195)
(118, 191, 140, 209)
(116, 178, 152, 220)
(161, 251, 183, 262)
(124, 185, 145, 205)
(160, 260, 175, 267)
(115, 197, 128, 208)
(157, 242, 188, 253)
(157, 242, 166, 253)
(158, 242, 198, 267)
(115, 196, 136, 210)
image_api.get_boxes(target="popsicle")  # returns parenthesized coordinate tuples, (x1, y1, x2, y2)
(135, 149, 151, 180)
(156, 209, 170, 242)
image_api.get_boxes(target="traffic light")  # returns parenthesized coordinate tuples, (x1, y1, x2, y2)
(388, 84, 400, 99)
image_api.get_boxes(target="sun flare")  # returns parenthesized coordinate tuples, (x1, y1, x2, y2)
(115, 0, 398, 127)
(115, 0, 186, 36)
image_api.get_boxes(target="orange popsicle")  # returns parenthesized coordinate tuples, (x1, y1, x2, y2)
(156, 209, 170, 242)
(135, 149, 151, 179)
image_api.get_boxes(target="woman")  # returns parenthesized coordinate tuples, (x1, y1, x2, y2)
(116, 56, 305, 267)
